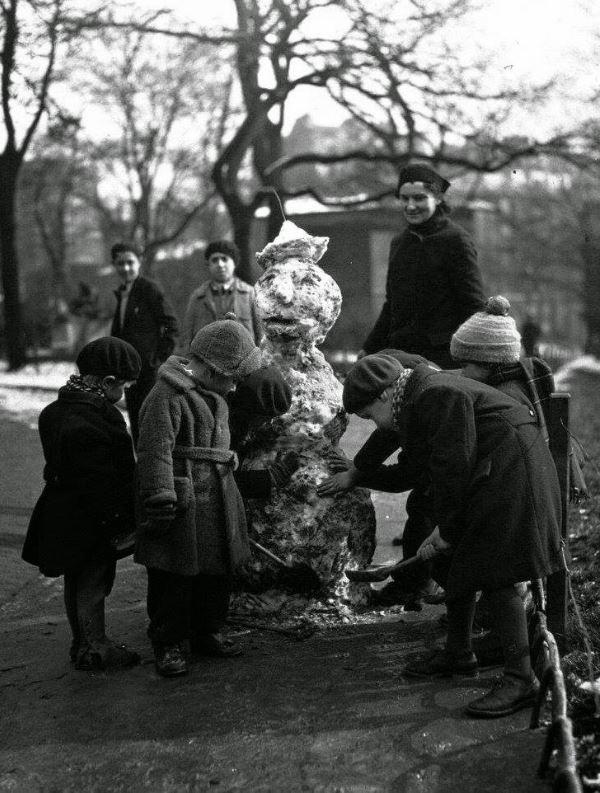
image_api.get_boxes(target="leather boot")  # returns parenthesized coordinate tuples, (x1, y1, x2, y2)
(465, 673, 540, 718)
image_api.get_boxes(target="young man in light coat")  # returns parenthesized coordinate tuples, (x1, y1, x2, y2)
(180, 240, 262, 353)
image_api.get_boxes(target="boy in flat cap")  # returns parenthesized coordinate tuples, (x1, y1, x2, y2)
(360, 162, 485, 369)
(319, 353, 562, 718)
(135, 320, 262, 677)
(22, 337, 142, 671)
(180, 239, 262, 352)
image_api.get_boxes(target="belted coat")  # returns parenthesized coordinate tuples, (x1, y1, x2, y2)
(358, 365, 563, 597)
(135, 356, 250, 577)
(180, 277, 262, 352)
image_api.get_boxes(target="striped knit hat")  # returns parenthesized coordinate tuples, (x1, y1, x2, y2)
(450, 296, 522, 364)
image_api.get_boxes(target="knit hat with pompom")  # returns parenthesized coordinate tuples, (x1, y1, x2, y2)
(450, 296, 522, 364)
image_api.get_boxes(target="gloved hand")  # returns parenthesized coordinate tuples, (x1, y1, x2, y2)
(416, 526, 452, 561)
(268, 450, 300, 488)
(143, 500, 176, 534)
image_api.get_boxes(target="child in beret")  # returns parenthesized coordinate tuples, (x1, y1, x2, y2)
(319, 352, 562, 718)
(22, 337, 143, 671)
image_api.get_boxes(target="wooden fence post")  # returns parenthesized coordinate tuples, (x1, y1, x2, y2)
(546, 392, 570, 652)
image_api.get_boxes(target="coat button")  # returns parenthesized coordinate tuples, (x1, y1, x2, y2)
(529, 409, 535, 416)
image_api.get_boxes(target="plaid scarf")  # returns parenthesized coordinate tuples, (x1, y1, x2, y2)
(63, 374, 107, 400)
(391, 368, 414, 430)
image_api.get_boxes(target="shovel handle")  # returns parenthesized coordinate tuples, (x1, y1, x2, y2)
(345, 554, 425, 583)
(249, 538, 288, 569)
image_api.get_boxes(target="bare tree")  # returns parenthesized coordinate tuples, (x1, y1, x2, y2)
(80, 28, 231, 273)
(106, 0, 570, 281)
(0, 0, 105, 368)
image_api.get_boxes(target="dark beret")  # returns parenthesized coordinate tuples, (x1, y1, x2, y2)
(231, 365, 292, 417)
(76, 336, 141, 380)
(205, 239, 240, 267)
(396, 163, 450, 197)
(343, 354, 404, 414)
(379, 348, 439, 370)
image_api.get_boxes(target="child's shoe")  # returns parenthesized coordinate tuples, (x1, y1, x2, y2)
(465, 673, 540, 718)
(403, 647, 478, 679)
(75, 643, 140, 671)
(154, 644, 189, 677)
(103, 644, 141, 669)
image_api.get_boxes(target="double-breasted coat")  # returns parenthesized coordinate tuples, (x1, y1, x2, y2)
(22, 389, 136, 576)
(135, 356, 250, 577)
(363, 212, 485, 366)
(180, 278, 262, 352)
(358, 365, 563, 597)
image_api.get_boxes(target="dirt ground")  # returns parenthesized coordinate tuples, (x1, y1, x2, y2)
(0, 393, 555, 793)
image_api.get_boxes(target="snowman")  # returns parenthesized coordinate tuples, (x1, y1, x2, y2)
(239, 220, 376, 605)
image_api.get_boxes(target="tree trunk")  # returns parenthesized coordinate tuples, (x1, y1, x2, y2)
(0, 154, 27, 370)
(232, 208, 260, 285)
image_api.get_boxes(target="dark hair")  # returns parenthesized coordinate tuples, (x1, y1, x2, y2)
(205, 239, 240, 267)
(111, 242, 141, 262)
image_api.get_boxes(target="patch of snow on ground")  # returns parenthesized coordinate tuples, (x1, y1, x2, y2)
(0, 360, 74, 391)
(0, 360, 129, 429)
(554, 355, 600, 390)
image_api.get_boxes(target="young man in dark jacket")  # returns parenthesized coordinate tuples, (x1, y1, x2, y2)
(360, 163, 485, 368)
(22, 337, 142, 671)
(110, 242, 179, 444)
(319, 353, 563, 718)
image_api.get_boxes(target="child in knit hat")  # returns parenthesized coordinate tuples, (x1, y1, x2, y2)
(450, 296, 587, 663)
(22, 337, 143, 671)
(135, 320, 262, 677)
(319, 352, 563, 719)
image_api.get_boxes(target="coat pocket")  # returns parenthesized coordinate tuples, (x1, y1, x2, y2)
(173, 476, 194, 515)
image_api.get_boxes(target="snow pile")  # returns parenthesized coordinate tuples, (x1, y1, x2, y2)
(554, 355, 600, 390)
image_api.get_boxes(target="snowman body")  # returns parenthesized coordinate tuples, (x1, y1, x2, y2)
(239, 224, 376, 603)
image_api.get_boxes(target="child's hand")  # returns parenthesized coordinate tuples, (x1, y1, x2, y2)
(326, 448, 351, 473)
(317, 468, 359, 496)
(416, 526, 451, 560)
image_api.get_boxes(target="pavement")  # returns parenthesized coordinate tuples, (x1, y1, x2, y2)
(0, 375, 555, 793)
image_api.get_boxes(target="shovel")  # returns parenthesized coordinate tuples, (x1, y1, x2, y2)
(249, 538, 322, 594)
(345, 554, 426, 583)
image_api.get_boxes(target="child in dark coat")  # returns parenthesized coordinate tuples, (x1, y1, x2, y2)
(22, 337, 142, 671)
(319, 353, 562, 718)
(135, 320, 263, 678)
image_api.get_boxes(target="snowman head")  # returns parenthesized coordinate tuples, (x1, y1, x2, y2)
(255, 222, 341, 346)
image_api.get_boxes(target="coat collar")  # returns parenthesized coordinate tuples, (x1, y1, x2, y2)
(195, 277, 250, 298)
(113, 275, 142, 300)
(406, 210, 449, 240)
(56, 388, 124, 423)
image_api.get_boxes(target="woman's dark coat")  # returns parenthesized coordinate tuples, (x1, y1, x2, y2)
(362, 212, 485, 365)
(22, 390, 136, 576)
(358, 365, 563, 597)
